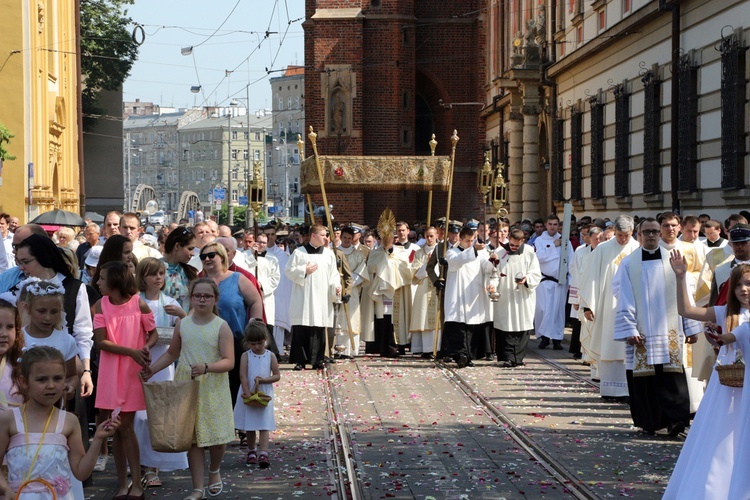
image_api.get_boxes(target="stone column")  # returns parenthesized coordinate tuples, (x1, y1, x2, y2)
(507, 92, 524, 223)
(521, 84, 541, 219)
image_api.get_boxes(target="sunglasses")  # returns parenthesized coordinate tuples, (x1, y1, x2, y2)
(199, 251, 218, 260)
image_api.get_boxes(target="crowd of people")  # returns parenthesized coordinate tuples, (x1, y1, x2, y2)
(0, 206, 748, 498)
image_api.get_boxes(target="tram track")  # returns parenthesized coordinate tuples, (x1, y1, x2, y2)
(322, 363, 366, 500)
(436, 360, 601, 500)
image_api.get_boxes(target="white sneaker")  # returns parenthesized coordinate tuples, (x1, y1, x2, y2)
(93, 455, 108, 472)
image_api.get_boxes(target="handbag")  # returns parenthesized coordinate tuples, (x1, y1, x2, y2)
(142, 379, 199, 452)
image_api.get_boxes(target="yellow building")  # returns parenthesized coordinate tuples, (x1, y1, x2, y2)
(0, 0, 80, 222)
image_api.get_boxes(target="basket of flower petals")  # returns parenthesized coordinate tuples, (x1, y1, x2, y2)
(716, 349, 745, 388)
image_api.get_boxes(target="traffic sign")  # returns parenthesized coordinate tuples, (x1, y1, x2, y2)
(213, 188, 226, 200)
(238, 196, 248, 206)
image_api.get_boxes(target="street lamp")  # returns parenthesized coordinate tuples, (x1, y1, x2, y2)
(230, 95, 252, 228)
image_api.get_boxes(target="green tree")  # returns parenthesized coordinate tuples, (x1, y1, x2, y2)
(0, 123, 16, 162)
(80, 0, 139, 124)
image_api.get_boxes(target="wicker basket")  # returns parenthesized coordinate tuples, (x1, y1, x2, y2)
(716, 363, 745, 388)
(242, 381, 272, 408)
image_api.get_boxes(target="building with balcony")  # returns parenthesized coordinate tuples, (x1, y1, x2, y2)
(485, 0, 750, 221)
(179, 111, 273, 217)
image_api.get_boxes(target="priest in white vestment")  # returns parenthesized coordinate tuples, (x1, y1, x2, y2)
(491, 228, 541, 367)
(360, 229, 412, 357)
(578, 215, 639, 398)
(613, 218, 702, 435)
(285, 224, 341, 370)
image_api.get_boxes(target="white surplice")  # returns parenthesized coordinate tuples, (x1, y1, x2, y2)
(491, 244, 541, 332)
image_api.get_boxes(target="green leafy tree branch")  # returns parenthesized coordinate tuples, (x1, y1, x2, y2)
(80, 0, 139, 127)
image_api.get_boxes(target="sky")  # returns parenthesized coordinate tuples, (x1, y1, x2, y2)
(123, 0, 306, 113)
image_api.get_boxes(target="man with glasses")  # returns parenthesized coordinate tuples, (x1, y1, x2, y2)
(614, 217, 702, 436)
(578, 215, 639, 398)
(285, 224, 341, 370)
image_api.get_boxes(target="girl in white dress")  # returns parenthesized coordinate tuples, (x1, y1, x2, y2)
(233, 320, 280, 468)
(666, 252, 750, 499)
(133, 258, 188, 487)
(0, 346, 119, 499)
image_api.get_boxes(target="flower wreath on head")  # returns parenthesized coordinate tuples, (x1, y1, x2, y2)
(18, 277, 65, 299)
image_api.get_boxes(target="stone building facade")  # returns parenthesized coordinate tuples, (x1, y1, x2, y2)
(486, 0, 750, 222)
(303, 0, 486, 226)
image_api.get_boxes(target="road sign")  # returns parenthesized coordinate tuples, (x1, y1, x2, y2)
(213, 188, 226, 200)
(239, 196, 248, 206)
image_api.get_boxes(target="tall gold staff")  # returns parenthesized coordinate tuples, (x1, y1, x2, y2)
(426, 134, 438, 226)
(433, 130, 459, 358)
(307, 127, 356, 352)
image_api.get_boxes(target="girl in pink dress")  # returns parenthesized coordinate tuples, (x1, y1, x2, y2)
(0, 346, 120, 499)
(93, 261, 157, 499)
(0, 297, 24, 407)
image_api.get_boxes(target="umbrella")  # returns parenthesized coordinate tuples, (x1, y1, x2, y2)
(85, 211, 105, 223)
(30, 209, 86, 227)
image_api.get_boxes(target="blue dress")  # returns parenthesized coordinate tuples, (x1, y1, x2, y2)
(217, 272, 246, 339)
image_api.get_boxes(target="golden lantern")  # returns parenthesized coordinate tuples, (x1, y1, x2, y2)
(492, 163, 508, 219)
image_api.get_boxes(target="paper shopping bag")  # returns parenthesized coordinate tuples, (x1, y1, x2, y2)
(142, 379, 199, 452)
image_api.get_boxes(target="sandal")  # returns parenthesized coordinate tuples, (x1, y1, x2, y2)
(183, 488, 205, 500)
(258, 451, 270, 469)
(246, 450, 258, 465)
(142, 471, 162, 488)
(207, 469, 223, 497)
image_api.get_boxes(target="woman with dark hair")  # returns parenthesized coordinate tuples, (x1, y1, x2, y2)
(14, 234, 94, 395)
(163, 226, 198, 311)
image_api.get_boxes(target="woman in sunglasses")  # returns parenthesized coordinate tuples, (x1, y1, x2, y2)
(198, 242, 263, 411)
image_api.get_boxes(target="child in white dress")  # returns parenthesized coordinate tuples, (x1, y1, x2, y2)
(233, 320, 280, 468)
(134, 258, 188, 487)
(0, 346, 119, 499)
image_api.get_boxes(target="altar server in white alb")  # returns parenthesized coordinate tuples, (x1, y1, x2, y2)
(285, 224, 341, 370)
(613, 217, 702, 436)
(533, 214, 573, 350)
(442, 226, 496, 368)
(578, 215, 640, 398)
(491, 228, 542, 367)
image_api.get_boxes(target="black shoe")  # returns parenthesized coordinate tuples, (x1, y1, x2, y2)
(538, 337, 550, 349)
(312, 363, 324, 370)
(573, 353, 583, 360)
(668, 422, 686, 437)
(552, 340, 563, 350)
(293, 364, 304, 371)
(466, 360, 475, 367)
(498, 361, 514, 368)
(420, 353, 434, 360)
(456, 355, 469, 368)
(484, 354, 495, 361)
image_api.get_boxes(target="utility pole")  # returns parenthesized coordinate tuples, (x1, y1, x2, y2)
(227, 111, 234, 226)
